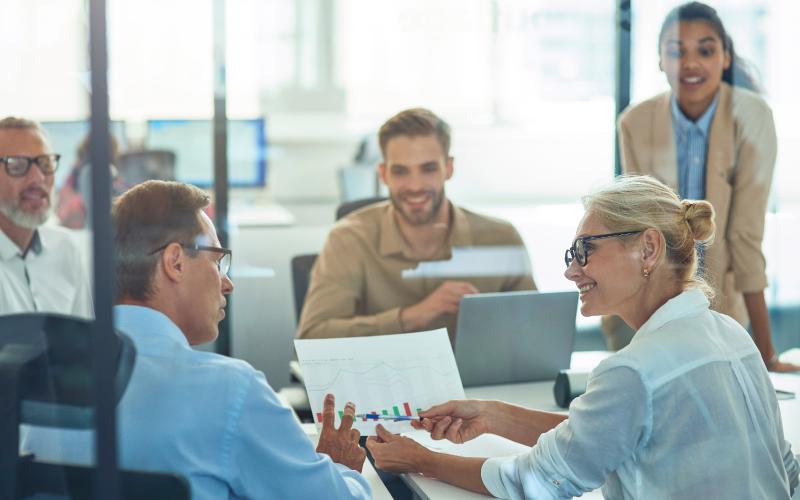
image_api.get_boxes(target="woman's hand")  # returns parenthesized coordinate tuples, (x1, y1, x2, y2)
(412, 400, 493, 444)
(366, 424, 434, 474)
(769, 360, 800, 373)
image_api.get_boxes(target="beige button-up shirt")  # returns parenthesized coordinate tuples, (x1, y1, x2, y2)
(297, 201, 536, 342)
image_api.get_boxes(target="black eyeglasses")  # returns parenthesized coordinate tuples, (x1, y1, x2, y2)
(564, 230, 643, 267)
(149, 243, 232, 276)
(1, 154, 61, 177)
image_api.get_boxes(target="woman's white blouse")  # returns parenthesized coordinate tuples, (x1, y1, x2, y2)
(481, 289, 799, 499)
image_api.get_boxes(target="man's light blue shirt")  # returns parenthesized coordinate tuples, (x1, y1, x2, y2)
(21, 305, 371, 500)
(670, 92, 719, 201)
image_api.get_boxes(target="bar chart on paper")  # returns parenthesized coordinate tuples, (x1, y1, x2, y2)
(295, 329, 465, 434)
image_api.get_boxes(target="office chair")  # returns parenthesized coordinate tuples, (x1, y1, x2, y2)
(335, 196, 386, 221)
(291, 254, 318, 324)
(116, 149, 176, 188)
(0, 313, 189, 499)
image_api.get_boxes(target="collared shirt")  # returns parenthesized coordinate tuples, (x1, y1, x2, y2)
(0, 225, 92, 319)
(481, 289, 799, 499)
(21, 305, 371, 500)
(297, 201, 536, 342)
(671, 92, 719, 201)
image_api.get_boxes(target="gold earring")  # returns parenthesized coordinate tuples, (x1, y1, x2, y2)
(643, 268, 650, 278)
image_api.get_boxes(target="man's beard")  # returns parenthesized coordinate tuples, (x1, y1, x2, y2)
(390, 188, 446, 226)
(0, 198, 50, 229)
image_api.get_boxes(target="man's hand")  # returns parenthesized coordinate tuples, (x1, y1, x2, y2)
(411, 400, 492, 444)
(316, 394, 367, 472)
(366, 424, 434, 474)
(400, 281, 479, 331)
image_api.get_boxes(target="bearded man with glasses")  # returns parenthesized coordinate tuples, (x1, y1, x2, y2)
(0, 116, 92, 318)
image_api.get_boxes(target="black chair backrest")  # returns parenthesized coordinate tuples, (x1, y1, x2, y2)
(335, 196, 386, 220)
(0, 313, 189, 500)
(1, 314, 135, 429)
(117, 149, 176, 188)
(291, 254, 318, 324)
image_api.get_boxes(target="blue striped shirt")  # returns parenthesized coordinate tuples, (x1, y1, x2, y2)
(670, 92, 719, 200)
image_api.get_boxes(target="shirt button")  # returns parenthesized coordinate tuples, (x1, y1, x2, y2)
(553, 479, 560, 486)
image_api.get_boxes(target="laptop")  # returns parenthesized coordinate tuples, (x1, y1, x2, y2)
(454, 290, 578, 387)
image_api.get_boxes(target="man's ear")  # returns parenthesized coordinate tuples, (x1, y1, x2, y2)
(445, 156, 454, 180)
(160, 243, 185, 284)
(378, 162, 388, 185)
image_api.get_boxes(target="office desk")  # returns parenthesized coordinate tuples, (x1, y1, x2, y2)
(400, 352, 800, 500)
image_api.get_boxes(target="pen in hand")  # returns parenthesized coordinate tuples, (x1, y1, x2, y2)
(354, 413, 422, 421)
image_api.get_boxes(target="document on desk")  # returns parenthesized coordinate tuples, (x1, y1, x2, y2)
(294, 329, 465, 435)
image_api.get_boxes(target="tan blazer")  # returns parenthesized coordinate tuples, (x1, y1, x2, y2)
(618, 82, 776, 325)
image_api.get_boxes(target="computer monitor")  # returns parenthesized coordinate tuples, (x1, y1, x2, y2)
(39, 120, 127, 189)
(145, 118, 267, 188)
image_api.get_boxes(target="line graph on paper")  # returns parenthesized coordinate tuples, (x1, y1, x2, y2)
(295, 329, 465, 434)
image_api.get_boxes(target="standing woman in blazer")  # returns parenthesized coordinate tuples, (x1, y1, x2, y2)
(617, 1, 798, 372)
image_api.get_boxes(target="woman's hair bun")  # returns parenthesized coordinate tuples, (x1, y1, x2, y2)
(681, 199, 715, 243)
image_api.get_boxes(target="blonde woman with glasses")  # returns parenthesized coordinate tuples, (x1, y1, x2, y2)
(365, 175, 798, 499)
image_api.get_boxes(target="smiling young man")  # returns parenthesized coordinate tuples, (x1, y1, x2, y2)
(298, 108, 536, 342)
(0, 117, 92, 318)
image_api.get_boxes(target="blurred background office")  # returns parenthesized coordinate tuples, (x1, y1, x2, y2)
(2, 0, 798, 391)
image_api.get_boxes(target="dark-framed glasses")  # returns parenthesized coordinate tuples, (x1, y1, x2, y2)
(150, 243, 232, 276)
(564, 230, 643, 268)
(0, 154, 61, 177)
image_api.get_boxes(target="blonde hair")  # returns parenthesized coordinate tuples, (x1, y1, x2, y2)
(582, 175, 716, 296)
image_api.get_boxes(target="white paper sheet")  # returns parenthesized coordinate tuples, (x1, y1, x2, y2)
(400, 245, 531, 279)
(294, 329, 465, 435)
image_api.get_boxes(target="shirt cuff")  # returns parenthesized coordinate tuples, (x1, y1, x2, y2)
(481, 457, 511, 499)
(375, 307, 404, 335)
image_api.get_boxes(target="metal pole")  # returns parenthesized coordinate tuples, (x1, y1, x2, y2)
(614, 0, 632, 176)
(213, 0, 231, 356)
(88, 0, 119, 498)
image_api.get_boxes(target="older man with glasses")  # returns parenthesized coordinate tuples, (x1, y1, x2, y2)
(0, 116, 92, 318)
(23, 180, 372, 499)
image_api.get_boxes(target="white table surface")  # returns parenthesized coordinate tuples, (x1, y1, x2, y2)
(400, 351, 800, 499)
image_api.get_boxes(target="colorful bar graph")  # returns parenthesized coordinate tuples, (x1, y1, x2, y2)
(317, 401, 419, 423)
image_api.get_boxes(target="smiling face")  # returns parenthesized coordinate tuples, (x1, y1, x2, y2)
(659, 20, 731, 120)
(180, 211, 233, 345)
(379, 134, 452, 226)
(564, 212, 645, 318)
(0, 128, 54, 230)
